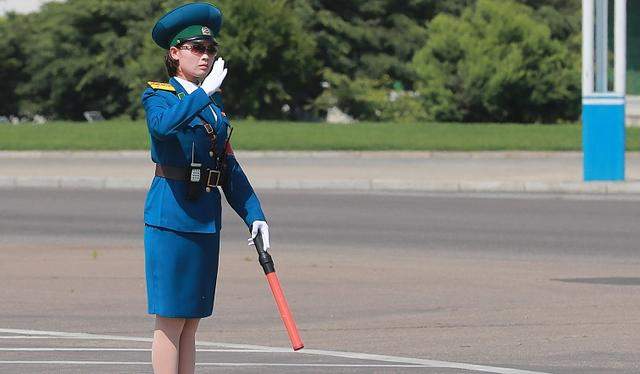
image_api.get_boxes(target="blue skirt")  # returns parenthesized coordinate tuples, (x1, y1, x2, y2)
(144, 224, 220, 318)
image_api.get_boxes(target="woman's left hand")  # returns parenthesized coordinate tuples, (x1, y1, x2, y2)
(248, 221, 270, 251)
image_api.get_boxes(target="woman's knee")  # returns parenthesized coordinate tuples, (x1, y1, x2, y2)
(181, 318, 200, 336)
(155, 316, 186, 337)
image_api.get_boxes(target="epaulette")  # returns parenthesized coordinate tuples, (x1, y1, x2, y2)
(147, 81, 176, 92)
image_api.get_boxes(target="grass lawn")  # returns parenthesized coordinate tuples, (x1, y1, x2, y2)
(0, 120, 638, 151)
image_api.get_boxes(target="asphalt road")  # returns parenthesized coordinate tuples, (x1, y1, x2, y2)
(1, 188, 639, 373)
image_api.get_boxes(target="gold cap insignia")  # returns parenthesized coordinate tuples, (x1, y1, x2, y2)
(202, 26, 211, 36)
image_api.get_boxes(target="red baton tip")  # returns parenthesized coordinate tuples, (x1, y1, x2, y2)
(266, 272, 304, 351)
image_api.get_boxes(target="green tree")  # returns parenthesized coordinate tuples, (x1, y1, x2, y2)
(10, 0, 319, 120)
(412, 0, 580, 122)
(524, 0, 581, 42)
(0, 13, 30, 116)
(302, 0, 435, 119)
(3, 0, 584, 122)
(15, 0, 176, 120)
(213, 0, 319, 119)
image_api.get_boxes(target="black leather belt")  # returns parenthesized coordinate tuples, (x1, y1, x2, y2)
(155, 164, 222, 188)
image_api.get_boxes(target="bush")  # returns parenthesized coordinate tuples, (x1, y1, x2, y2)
(412, 0, 580, 123)
(314, 72, 429, 122)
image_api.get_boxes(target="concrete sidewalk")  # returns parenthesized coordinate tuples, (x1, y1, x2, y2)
(1, 151, 640, 194)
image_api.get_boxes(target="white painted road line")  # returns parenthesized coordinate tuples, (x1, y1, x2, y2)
(0, 328, 553, 374)
(0, 361, 427, 368)
(199, 363, 426, 367)
(0, 348, 269, 353)
(0, 336, 85, 339)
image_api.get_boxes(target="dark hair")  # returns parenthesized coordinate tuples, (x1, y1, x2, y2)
(165, 49, 180, 77)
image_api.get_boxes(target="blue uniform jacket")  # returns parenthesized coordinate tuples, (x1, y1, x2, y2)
(141, 77, 265, 233)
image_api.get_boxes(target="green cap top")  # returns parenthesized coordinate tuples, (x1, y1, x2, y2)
(170, 25, 214, 47)
(152, 3, 222, 50)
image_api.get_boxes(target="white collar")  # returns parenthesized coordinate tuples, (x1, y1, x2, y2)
(174, 76, 200, 94)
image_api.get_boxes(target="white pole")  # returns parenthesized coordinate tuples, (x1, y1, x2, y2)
(583, 0, 595, 96)
(614, 0, 627, 95)
(595, 0, 608, 92)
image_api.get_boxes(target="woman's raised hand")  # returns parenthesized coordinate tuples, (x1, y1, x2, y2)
(201, 57, 228, 95)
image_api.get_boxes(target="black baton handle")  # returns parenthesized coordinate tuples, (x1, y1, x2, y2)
(252, 230, 275, 275)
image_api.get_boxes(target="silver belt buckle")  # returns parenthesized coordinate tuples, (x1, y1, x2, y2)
(206, 169, 221, 188)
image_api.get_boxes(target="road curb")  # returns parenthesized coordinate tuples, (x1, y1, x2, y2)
(2, 176, 640, 194)
(3, 150, 640, 159)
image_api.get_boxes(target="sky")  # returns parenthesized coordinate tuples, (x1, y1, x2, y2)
(0, 0, 63, 14)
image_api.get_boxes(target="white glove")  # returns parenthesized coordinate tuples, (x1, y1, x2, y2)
(200, 57, 227, 96)
(248, 220, 270, 252)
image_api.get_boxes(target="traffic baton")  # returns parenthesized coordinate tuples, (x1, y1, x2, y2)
(252, 231, 304, 351)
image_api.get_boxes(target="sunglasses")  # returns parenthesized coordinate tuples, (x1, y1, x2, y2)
(179, 42, 218, 56)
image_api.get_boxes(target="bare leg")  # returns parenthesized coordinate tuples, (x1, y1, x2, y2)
(152, 316, 186, 374)
(178, 318, 201, 374)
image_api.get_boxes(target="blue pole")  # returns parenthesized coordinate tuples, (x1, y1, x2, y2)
(582, 94, 625, 181)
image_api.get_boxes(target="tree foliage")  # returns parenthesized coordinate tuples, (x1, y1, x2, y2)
(6, 0, 176, 120)
(1, 0, 318, 120)
(412, 0, 580, 122)
(304, 0, 436, 120)
(214, 0, 319, 119)
(0, 0, 582, 123)
(0, 13, 30, 116)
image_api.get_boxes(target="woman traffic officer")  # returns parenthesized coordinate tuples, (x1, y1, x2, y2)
(141, 3, 270, 373)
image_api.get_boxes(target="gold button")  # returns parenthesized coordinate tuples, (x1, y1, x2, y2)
(205, 187, 211, 193)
